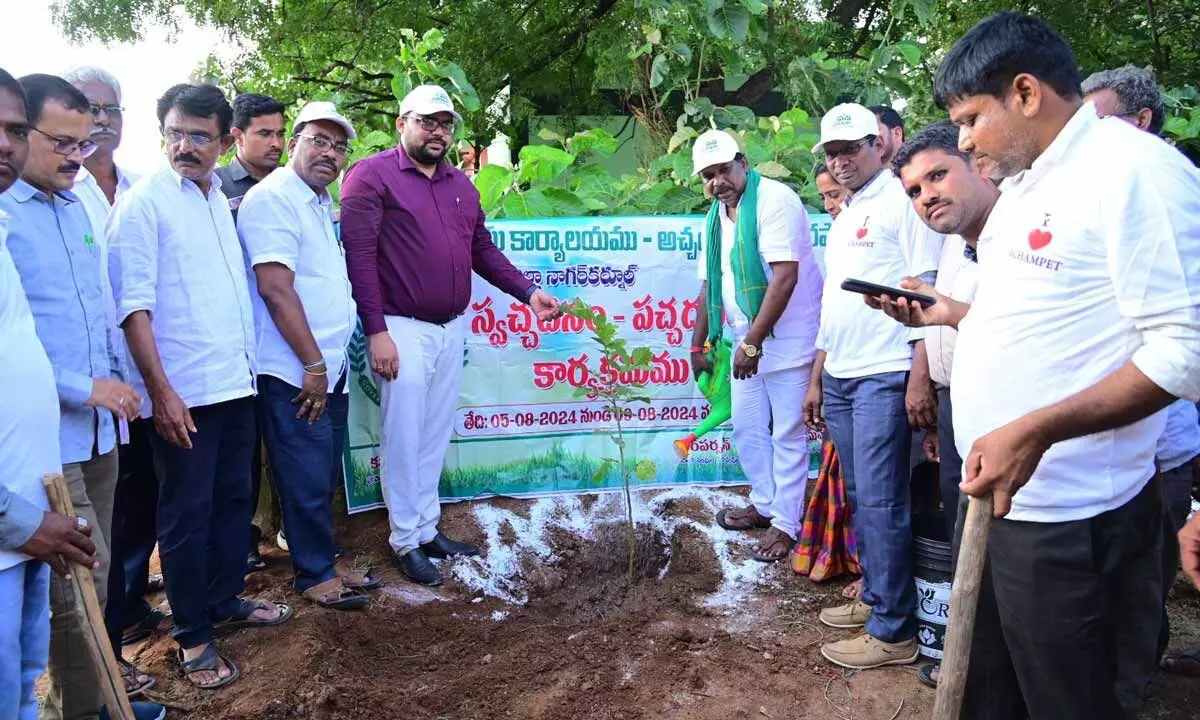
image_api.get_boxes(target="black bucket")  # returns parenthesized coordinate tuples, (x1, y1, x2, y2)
(913, 532, 953, 660)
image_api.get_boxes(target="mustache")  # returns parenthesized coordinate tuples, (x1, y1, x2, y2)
(58, 162, 81, 174)
(314, 160, 337, 172)
(174, 152, 201, 164)
(91, 127, 117, 137)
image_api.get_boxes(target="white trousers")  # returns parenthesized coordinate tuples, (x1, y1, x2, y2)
(731, 362, 812, 539)
(378, 315, 465, 554)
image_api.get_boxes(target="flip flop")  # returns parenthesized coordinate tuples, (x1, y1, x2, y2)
(213, 599, 294, 636)
(121, 609, 173, 645)
(751, 528, 797, 563)
(303, 578, 371, 611)
(716, 507, 772, 531)
(1161, 650, 1200, 676)
(918, 663, 939, 689)
(178, 645, 240, 690)
(119, 659, 155, 697)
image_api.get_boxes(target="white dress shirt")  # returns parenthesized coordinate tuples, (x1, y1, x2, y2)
(696, 176, 824, 373)
(1157, 399, 1200, 473)
(107, 163, 256, 417)
(952, 104, 1200, 523)
(237, 166, 356, 390)
(75, 164, 139, 381)
(817, 169, 944, 378)
(926, 235, 979, 388)
(0, 210, 61, 571)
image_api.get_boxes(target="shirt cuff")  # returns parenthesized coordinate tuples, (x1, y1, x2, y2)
(0, 490, 45, 553)
(1132, 340, 1200, 403)
(362, 313, 388, 337)
(57, 369, 94, 408)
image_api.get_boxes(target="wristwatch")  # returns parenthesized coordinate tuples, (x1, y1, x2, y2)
(739, 341, 761, 358)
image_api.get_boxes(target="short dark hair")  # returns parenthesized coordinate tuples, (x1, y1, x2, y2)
(934, 12, 1083, 109)
(157, 83, 233, 135)
(0, 68, 26, 111)
(869, 105, 903, 132)
(232, 93, 285, 131)
(892, 120, 970, 173)
(18, 74, 90, 125)
(814, 163, 831, 177)
(1082, 65, 1165, 135)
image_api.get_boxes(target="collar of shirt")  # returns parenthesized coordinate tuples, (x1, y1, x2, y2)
(842, 168, 892, 207)
(161, 161, 225, 197)
(76, 164, 137, 192)
(1000, 103, 1098, 192)
(393, 146, 454, 182)
(277, 165, 332, 212)
(7, 178, 80, 207)
(226, 155, 253, 182)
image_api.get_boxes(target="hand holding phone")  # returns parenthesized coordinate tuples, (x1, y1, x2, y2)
(840, 278, 936, 308)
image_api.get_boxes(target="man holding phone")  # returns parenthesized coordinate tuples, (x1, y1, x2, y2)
(805, 103, 943, 670)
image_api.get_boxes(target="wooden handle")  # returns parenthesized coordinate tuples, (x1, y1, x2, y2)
(932, 494, 994, 720)
(43, 473, 135, 720)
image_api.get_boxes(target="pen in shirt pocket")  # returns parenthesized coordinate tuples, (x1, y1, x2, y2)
(456, 195, 461, 212)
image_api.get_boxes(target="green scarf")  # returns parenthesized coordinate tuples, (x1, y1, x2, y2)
(704, 169, 768, 347)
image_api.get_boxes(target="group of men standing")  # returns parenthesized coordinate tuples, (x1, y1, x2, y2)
(0, 54, 556, 712)
(692, 12, 1200, 719)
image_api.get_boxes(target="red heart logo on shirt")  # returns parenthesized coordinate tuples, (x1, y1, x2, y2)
(856, 227, 868, 239)
(1028, 228, 1052, 250)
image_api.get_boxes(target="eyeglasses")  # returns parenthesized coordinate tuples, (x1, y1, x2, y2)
(31, 127, 97, 158)
(163, 129, 215, 147)
(824, 139, 869, 160)
(297, 134, 351, 156)
(406, 114, 456, 134)
(89, 103, 124, 118)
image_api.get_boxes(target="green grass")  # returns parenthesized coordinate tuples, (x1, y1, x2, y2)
(439, 442, 610, 498)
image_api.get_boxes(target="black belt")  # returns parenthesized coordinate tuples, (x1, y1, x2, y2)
(405, 311, 464, 326)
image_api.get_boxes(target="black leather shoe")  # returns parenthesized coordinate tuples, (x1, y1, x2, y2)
(392, 548, 442, 586)
(420, 533, 480, 559)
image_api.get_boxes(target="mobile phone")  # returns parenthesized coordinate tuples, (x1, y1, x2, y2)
(840, 278, 936, 308)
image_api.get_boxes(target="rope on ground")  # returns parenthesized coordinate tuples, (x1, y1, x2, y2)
(782, 619, 826, 648)
(823, 674, 854, 720)
(884, 697, 904, 720)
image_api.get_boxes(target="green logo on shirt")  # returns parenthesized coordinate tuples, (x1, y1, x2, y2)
(83, 233, 95, 249)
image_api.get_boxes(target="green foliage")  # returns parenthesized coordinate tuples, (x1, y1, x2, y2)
(1163, 86, 1200, 164)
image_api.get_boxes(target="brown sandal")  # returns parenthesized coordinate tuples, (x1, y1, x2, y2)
(120, 659, 155, 697)
(303, 578, 370, 611)
(716, 506, 772, 531)
(752, 527, 796, 562)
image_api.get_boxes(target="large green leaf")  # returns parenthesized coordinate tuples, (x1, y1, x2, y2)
(894, 40, 922, 67)
(567, 128, 619, 158)
(437, 61, 481, 112)
(390, 69, 413, 104)
(756, 161, 791, 178)
(706, 0, 751, 43)
(714, 104, 756, 129)
(650, 53, 670, 89)
(501, 192, 531, 218)
(541, 188, 590, 217)
(519, 188, 556, 217)
(517, 144, 576, 185)
(473, 164, 512, 214)
(667, 126, 699, 153)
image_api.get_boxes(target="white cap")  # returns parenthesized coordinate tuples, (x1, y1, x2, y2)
(814, 103, 879, 153)
(691, 129, 741, 175)
(293, 101, 357, 139)
(399, 84, 462, 122)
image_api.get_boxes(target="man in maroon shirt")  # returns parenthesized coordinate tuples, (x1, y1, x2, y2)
(341, 85, 560, 586)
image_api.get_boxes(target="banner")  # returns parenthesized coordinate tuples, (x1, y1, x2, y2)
(343, 213, 832, 513)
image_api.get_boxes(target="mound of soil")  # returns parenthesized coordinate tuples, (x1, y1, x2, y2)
(118, 494, 1200, 720)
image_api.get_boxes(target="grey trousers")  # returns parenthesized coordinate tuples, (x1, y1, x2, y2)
(42, 449, 118, 720)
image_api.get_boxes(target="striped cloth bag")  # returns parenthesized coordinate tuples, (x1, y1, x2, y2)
(792, 438, 861, 582)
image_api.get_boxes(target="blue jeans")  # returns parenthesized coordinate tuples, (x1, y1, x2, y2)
(0, 560, 50, 720)
(822, 370, 916, 643)
(150, 397, 255, 650)
(256, 375, 348, 593)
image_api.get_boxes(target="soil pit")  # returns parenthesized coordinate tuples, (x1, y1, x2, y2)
(113, 488, 1200, 720)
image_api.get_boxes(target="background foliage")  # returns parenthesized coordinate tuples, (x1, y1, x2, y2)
(54, 0, 1200, 212)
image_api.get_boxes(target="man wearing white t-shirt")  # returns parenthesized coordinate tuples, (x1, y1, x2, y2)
(688, 130, 824, 562)
(881, 12, 1200, 717)
(805, 103, 943, 670)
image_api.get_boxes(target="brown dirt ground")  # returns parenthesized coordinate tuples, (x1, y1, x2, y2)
(110, 495, 1200, 720)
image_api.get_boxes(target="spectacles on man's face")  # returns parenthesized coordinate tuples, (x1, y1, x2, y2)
(89, 103, 124, 119)
(31, 127, 98, 158)
(407, 114, 456, 134)
(823, 139, 869, 160)
(163, 129, 216, 147)
(297, 133, 352, 156)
